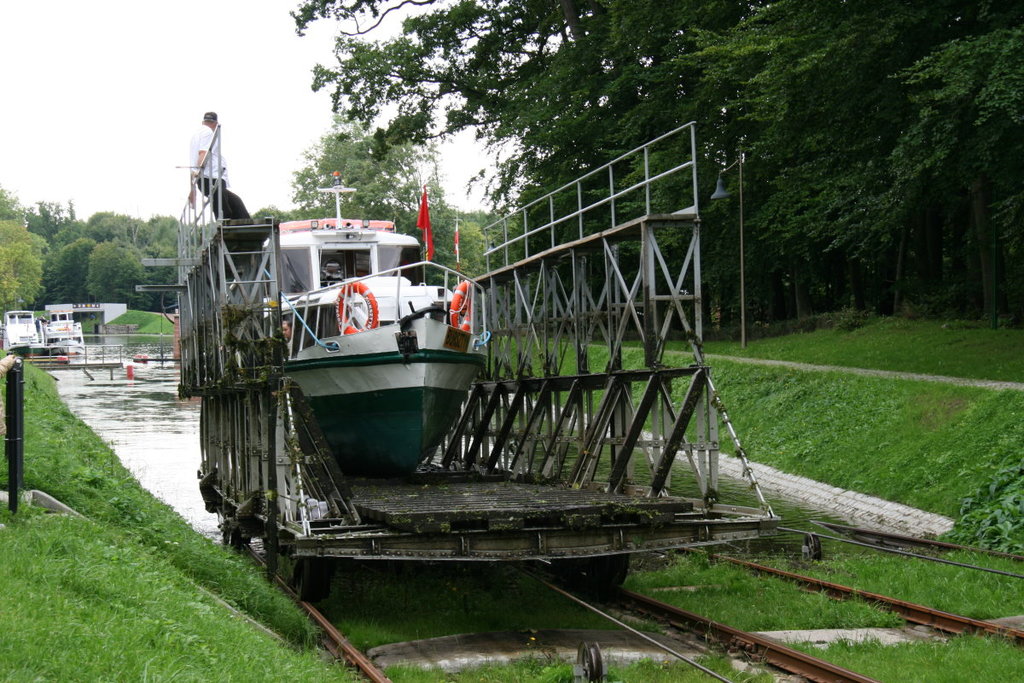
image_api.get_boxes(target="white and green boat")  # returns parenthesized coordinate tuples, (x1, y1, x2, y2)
(280, 216, 486, 477)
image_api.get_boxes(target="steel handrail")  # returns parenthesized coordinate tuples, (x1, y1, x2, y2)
(483, 122, 699, 269)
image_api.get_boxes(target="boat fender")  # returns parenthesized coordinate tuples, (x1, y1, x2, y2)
(336, 281, 380, 334)
(449, 281, 472, 331)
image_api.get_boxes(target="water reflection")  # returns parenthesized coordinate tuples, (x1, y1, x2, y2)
(53, 335, 219, 538)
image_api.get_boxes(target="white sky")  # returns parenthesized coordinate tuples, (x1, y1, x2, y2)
(0, 0, 488, 221)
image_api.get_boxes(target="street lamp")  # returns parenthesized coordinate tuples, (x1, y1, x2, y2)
(710, 152, 746, 348)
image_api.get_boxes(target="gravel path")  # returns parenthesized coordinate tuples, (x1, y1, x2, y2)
(706, 354, 1024, 391)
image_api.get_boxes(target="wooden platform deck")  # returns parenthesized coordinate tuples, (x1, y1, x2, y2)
(349, 480, 693, 534)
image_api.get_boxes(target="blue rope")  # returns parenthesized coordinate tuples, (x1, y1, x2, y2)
(474, 330, 492, 349)
(282, 297, 340, 352)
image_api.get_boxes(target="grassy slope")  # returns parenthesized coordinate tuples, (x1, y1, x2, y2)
(688, 318, 1024, 549)
(702, 317, 1024, 382)
(700, 360, 1024, 517)
(107, 309, 174, 334)
(0, 364, 354, 681)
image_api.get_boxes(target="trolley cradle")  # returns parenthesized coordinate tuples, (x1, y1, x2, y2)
(281, 473, 775, 561)
(170, 124, 781, 599)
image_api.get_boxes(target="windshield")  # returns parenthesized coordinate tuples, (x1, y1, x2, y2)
(379, 246, 424, 283)
(281, 248, 312, 294)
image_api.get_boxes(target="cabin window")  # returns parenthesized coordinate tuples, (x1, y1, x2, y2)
(319, 250, 371, 287)
(281, 248, 312, 293)
(380, 246, 423, 283)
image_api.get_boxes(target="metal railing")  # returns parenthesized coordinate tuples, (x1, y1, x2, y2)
(179, 124, 227, 264)
(483, 122, 699, 270)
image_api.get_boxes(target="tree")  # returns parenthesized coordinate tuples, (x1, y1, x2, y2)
(26, 200, 78, 243)
(291, 118, 489, 271)
(86, 241, 144, 306)
(0, 220, 44, 312)
(43, 238, 97, 305)
(83, 212, 143, 246)
(295, 0, 1024, 324)
(0, 185, 23, 222)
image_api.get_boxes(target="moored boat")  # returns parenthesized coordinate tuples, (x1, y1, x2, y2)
(280, 213, 486, 477)
(1, 310, 49, 357)
(44, 310, 86, 355)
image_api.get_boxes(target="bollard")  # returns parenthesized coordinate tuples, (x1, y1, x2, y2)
(5, 358, 24, 513)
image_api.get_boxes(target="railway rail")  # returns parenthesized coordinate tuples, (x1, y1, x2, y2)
(616, 587, 880, 683)
(809, 520, 1024, 563)
(520, 567, 880, 682)
(245, 547, 391, 683)
(784, 525, 1024, 580)
(699, 551, 1024, 645)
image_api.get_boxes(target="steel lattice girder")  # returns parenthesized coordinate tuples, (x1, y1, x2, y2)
(453, 215, 719, 499)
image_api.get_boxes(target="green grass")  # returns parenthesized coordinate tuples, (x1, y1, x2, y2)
(0, 514, 342, 681)
(625, 552, 903, 631)
(692, 359, 1024, 519)
(320, 563, 615, 650)
(805, 635, 1024, 683)
(385, 656, 772, 682)
(0, 363, 355, 681)
(701, 316, 1024, 383)
(764, 552, 1024, 621)
(107, 309, 174, 334)
(626, 551, 1024, 682)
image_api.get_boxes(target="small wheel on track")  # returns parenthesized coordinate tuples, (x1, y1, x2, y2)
(574, 641, 606, 682)
(802, 533, 823, 561)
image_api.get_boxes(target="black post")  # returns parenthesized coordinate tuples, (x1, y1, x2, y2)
(6, 358, 24, 513)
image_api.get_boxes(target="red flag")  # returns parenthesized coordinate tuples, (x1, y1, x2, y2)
(454, 218, 460, 264)
(416, 185, 433, 261)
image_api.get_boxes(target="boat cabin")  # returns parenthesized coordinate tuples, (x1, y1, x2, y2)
(279, 219, 424, 294)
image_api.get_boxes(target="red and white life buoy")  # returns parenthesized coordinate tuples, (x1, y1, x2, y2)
(336, 281, 380, 335)
(449, 280, 472, 332)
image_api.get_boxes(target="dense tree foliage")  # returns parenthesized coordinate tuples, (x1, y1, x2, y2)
(296, 0, 1024, 325)
(86, 242, 146, 307)
(0, 184, 179, 311)
(0, 220, 45, 312)
(291, 119, 490, 275)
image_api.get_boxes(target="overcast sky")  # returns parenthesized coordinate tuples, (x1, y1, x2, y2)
(0, 0, 486, 221)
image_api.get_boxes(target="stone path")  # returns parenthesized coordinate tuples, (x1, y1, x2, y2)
(719, 454, 955, 538)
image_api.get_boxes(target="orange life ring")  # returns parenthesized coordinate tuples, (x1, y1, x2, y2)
(449, 281, 472, 331)
(336, 281, 380, 334)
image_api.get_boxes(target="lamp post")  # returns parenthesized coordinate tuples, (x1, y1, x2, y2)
(711, 152, 746, 348)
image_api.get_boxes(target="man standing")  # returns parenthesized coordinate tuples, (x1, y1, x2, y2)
(189, 111, 250, 220)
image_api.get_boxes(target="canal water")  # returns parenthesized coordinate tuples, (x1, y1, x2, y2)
(53, 335, 219, 538)
(53, 335, 837, 553)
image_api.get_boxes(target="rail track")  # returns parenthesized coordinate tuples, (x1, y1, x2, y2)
(697, 550, 1024, 645)
(520, 567, 880, 682)
(245, 547, 391, 682)
(808, 520, 1024, 563)
(244, 527, 1022, 682)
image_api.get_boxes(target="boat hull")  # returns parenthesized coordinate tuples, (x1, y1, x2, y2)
(8, 344, 52, 358)
(285, 341, 484, 476)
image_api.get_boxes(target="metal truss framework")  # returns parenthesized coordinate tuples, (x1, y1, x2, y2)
(442, 216, 739, 504)
(443, 122, 771, 512)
